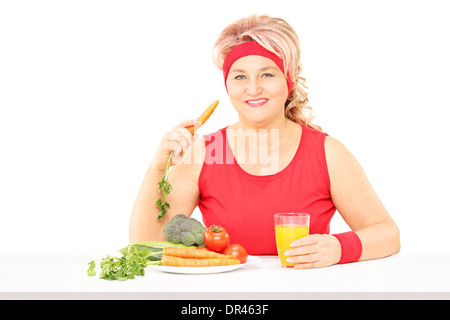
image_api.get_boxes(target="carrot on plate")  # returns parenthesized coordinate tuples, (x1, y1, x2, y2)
(162, 255, 240, 267)
(185, 100, 219, 135)
(163, 247, 236, 260)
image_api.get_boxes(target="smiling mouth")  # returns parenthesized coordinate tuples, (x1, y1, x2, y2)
(245, 99, 268, 108)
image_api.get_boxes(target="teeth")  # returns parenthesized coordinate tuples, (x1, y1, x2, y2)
(247, 99, 267, 104)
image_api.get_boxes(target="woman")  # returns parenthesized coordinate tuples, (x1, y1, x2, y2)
(129, 15, 400, 268)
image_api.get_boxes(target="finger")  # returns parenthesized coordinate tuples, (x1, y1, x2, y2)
(290, 234, 320, 247)
(171, 141, 183, 155)
(284, 244, 318, 257)
(174, 126, 196, 146)
(294, 261, 320, 269)
(286, 253, 319, 265)
(168, 131, 190, 151)
(176, 119, 199, 130)
(179, 127, 196, 144)
(162, 134, 185, 153)
(171, 143, 184, 164)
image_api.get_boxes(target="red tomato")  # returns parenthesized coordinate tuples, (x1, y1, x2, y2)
(223, 244, 248, 263)
(203, 225, 229, 252)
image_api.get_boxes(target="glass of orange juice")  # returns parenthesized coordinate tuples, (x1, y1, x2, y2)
(274, 213, 310, 268)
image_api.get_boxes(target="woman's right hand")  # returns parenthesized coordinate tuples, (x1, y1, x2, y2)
(152, 119, 199, 170)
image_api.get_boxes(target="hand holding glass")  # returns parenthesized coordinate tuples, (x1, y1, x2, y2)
(274, 213, 310, 267)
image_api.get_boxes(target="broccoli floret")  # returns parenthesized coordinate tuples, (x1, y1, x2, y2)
(163, 214, 206, 247)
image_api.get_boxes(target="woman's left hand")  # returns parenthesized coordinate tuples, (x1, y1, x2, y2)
(283, 234, 342, 269)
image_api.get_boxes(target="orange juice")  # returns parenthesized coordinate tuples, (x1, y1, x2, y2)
(275, 224, 309, 267)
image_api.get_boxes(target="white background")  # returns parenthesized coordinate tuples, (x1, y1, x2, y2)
(1, 0, 449, 255)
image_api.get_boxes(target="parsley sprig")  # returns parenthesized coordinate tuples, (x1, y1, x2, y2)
(87, 245, 162, 281)
(156, 151, 173, 219)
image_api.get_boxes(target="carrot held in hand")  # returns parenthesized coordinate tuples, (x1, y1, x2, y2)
(163, 247, 236, 260)
(185, 100, 219, 135)
(162, 255, 240, 267)
(156, 100, 218, 220)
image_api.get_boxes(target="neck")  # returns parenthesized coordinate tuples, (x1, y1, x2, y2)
(232, 115, 291, 132)
(228, 117, 299, 153)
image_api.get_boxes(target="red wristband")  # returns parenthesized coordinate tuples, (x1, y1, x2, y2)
(333, 231, 362, 264)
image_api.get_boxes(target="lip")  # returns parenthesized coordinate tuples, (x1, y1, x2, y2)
(245, 98, 268, 108)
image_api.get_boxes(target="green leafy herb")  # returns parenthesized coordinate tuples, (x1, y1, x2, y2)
(87, 243, 162, 281)
(156, 151, 173, 219)
(86, 260, 96, 276)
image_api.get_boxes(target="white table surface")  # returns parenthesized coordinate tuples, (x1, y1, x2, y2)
(1, 254, 449, 299)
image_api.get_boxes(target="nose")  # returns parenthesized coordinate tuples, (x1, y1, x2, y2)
(246, 77, 263, 96)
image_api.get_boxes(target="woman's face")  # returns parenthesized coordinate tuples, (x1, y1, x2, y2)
(226, 55, 289, 127)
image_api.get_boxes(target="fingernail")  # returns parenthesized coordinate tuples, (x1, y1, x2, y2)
(286, 258, 293, 263)
(284, 250, 291, 256)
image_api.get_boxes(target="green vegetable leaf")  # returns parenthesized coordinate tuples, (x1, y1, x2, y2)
(156, 152, 173, 219)
(87, 261, 96, 276)
(87, 241, 194, 281)
(94, 252, 147, 281)
(158, 180, 172, 195)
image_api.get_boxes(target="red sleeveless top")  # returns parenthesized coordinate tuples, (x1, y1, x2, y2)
(198, 124, 336, 255)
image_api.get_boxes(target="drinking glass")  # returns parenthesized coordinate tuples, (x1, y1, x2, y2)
(274, 213, 310, 268)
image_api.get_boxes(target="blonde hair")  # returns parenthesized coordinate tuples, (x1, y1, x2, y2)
(212, 14, 322, 131)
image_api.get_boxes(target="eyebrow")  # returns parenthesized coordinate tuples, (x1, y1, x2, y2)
(229, 66, 278, 74)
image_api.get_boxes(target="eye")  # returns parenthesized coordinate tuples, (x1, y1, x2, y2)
(234, 75, 247, 80)
(262, 73, 274, 78)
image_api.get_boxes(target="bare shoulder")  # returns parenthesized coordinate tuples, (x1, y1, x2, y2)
(324, 136, 356, 166)
(323, 135, 394, 234)
(324, 135, 366, 181)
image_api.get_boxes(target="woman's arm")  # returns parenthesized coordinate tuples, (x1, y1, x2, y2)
(284, 135, 400, 268)
(325, 136, 401, 261)
(128, 121, 204, 243)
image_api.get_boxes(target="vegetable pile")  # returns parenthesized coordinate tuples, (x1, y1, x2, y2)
(87, 215, 209, 280)
(86, 241, 192, 281)
(87, 215, 248, 280)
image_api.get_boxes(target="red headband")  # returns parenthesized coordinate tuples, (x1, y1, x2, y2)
(222, 41, 294, 94)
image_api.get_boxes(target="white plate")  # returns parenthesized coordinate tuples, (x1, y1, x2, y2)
(148, 255, 260, 274)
